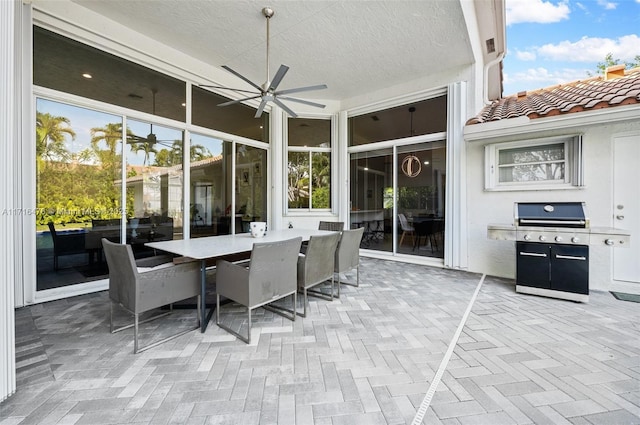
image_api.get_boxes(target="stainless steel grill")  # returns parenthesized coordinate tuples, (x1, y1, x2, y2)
(488, 202, 630, 303)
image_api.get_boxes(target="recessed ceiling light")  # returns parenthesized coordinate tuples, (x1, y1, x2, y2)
(259, 125, 263, 129)
(424, 161, 430, 165)
(82, 73, 92, 79)
(181, 103, 186, 107)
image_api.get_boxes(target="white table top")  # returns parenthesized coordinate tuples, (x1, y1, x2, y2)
(146, 228, 335, 259)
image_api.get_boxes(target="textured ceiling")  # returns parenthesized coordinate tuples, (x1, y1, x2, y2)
(69, 0, 473, 102)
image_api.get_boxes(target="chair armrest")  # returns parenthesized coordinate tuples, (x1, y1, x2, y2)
(216, 260, 250, 306)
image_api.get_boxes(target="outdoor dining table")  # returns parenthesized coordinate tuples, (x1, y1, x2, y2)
(146, 228, 335, 332)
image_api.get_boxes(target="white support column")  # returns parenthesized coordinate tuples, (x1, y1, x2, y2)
(337, 111, 350, 224)
(0, 0, 18, 402)
(444, 81, 468, 270)
(270, 105, 284, 230)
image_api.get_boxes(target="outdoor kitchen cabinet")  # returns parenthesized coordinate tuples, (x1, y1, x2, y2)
(516, 241, 589, 298)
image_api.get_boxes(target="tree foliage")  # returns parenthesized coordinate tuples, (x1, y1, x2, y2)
(587, 53, 640, 77)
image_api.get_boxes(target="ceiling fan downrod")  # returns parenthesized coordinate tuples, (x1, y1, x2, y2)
(262, 7, 274, 92)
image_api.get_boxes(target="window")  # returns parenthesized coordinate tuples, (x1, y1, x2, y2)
(287, 118, 332, 210)
(485, 135, 583, 190)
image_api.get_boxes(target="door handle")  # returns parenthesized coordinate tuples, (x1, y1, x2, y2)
(519, 252, 547, 257)
(555, 254, 586, 261)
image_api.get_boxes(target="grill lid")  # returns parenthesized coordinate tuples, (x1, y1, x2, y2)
(515, 202, 588, 228)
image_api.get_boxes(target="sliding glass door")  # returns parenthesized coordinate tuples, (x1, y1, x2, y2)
(350, 141, 446, 259)
(36, 99, 123, 290)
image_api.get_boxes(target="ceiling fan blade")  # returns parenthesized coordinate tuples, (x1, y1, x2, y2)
(275, 84, 327, 96)
(254, 98, 268, 118)
(218, 95, 262, 107)
(222, 65, 263, 92)
(273, 97, 298, 118)
(199, 84, 260, 96)
(268, 65, 289, 92)
(279, 96, 326, 109)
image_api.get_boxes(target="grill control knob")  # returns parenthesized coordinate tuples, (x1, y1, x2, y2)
(523, 234, 531, 241)
(605, 239, 615, 246)
(539, 235, 547, 242)
(571, 236, 580, 244)
(555, 236, 563, 242)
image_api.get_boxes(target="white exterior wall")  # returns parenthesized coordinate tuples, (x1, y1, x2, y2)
(465, 115, 640, 291)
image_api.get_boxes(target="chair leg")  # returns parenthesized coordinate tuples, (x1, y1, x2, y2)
(297, 288, 308, 318)
(216, 293, 252, 344)
(247, 307, 252, 344)
(134, 313, 139, 353)
(399, 231, 405, 246)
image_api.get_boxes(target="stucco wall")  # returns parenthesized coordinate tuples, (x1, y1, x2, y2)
(465, 119, 640, 291)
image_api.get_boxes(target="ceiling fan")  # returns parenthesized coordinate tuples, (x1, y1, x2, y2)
(200, 6, 327, 118)
(127, 89, 177, 164)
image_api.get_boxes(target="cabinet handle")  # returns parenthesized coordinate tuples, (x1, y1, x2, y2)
(519, 252, 547, 257)
(555, 254, 586, 261)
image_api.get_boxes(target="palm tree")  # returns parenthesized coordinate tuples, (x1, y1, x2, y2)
(90, 122, 126, 170)
(90, 122, 124, 155)
(36, 111, 75, 162)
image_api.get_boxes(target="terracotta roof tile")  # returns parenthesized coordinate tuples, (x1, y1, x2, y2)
(467, 68, 640, 125)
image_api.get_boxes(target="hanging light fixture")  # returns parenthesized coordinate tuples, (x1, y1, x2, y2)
(401, 106, 421, 177)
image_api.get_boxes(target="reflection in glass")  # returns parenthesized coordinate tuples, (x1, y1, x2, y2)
(192, 86, 268, 142)
(189, 134, 232, 238)
(350, 150, 392, 253)
(36, 98, 123, 290)
(349, 96, 447, 146)
(34, 26, 185, 122)
(236, 145, 267, 233)
(498, 143, 565, 183)
(350, 143, 446, 259)
(125, 119, 184, 243)
(396, 143, 446, 258)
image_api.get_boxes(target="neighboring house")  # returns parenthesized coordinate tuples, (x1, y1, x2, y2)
(464, 66, 640, 294)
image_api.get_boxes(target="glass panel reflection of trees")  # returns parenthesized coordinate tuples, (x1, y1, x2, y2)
(498, 143, 565, 183)
(36, 99, 124, 290)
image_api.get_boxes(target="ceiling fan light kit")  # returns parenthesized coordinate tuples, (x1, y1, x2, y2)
(200, 6, 327, 118)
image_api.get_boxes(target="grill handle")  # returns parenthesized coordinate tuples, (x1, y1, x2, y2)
(519, 252, 547, 258)
(555, 254, 586, 261)
(519, 219, 586, 226)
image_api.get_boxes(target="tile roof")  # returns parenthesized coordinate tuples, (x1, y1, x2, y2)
(467, 67, 640, 125)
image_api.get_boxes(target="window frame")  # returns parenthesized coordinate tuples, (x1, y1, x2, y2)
(484, 135, 584, 191)
(286, 117, 333, 212)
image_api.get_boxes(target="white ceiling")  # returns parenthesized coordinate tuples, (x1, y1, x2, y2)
(70, 0, 476, 102)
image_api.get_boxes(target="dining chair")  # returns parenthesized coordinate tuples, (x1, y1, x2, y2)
(334, 227, 364, 298)
(301, 221, 343, 254)
(47, 222, 88, 270)
(215, 237, 302, 343)
(296, 232, 342, 317)
(102, 238, 201, 353)
(318, 221, 344, 231)
(398, 213, 415, 246)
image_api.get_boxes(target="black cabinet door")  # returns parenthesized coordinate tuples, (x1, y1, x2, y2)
(516, 242, 551, 289)
(550, 244, 589, 295)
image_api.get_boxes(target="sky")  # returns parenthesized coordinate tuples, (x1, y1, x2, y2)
(503, 0, 640, 96)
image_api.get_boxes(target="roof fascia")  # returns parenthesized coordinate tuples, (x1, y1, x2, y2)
(464, 104, 640, 142)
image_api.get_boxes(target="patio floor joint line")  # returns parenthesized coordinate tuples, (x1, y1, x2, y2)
(411, 273, 486, 425)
